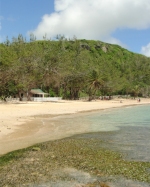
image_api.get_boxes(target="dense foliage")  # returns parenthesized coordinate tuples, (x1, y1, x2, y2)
(0, 35, 150, 100)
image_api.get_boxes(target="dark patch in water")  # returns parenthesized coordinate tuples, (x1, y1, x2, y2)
(71, 126, 150, 162)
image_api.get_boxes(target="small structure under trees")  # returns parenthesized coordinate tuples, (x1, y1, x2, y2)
(30, 89, 62, 102)
(30, 89, 48, 98)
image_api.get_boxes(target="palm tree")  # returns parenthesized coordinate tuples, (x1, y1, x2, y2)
(131, 85, 141, 98)
(87, 70, 104, 101)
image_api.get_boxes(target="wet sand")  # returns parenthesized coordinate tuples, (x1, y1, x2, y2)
(0, 98, 150, 155)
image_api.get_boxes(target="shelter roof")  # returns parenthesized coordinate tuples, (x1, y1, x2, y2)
(30, 89, 48, 95)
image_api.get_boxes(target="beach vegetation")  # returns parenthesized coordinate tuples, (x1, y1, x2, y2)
(0, 35, 150, 100)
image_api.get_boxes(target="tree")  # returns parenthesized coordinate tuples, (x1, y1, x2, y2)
(87, 70, 105, 101)
(130, 85, 141, 98)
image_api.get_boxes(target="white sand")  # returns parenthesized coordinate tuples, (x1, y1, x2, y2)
(0, 98, 150, 155)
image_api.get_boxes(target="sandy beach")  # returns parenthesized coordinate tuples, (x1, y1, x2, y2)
(0, 98, 150, 155)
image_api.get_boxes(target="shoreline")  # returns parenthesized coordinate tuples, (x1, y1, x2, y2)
(0, 98, 150, 155)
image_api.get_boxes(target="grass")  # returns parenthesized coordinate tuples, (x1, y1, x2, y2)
(0, 149, 27, 167)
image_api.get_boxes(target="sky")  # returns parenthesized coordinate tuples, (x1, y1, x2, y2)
(0, 0, 150, 56)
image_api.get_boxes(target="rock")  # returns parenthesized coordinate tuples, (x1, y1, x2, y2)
(32, 147, 41, 151)
(102, 46, 108, 53)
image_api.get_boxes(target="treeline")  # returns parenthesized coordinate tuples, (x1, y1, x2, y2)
(0, 34, 150, 101)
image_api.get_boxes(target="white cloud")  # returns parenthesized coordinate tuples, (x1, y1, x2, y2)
(141, 43, 150, 57)
(104, 37, 128, 49)
(28, 0, 150, 44)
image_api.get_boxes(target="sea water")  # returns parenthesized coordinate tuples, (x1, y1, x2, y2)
(79, 104, 150, 161)
(88, 104, 150, 130)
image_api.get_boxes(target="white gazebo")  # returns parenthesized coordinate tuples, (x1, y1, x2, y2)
(30, 89, 62, 102)
(30, 89, 48, 98)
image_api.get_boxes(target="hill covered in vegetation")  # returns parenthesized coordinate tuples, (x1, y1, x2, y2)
(0, 35, 150, 100)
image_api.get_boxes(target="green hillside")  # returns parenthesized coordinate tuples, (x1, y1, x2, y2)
(0, 35, 150, 100)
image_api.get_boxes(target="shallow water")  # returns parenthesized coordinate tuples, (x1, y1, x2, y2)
(87, 104, 150, 131)
(79, 105, 150, 162)
(51, 104, 150, 162)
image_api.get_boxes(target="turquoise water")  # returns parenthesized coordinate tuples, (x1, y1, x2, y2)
(87, 105, 150, 131)
(75, 104, 150, 162)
